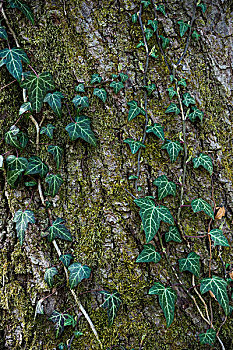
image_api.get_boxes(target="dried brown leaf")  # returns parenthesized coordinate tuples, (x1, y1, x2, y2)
(215, 207, 225, 220)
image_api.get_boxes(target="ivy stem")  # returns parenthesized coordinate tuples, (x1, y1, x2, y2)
(0, 79, 17, 91)
(192, 274, 211, 323)
(1, 5, 20, 46)
(28, 64, 39, 77)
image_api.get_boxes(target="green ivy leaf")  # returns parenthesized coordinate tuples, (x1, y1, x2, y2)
(19, 101, 32, 115)
(188, 106, 204, 122)
(177, 20, 190, 37)
(21, 72, 55, 113)
(44, 91, 64, 117)
(167, 87, 177, 99)
(119, 73, 128, 83)
(145, 27, 154, 41)
(18, 132, 28, 148)
(13, 209, 35, 245)
(0, 47, 29, 81)
(192, 30, 200, 40)
(65, 115, 96, 146)
(49, 310, 65, 337)
(136, 244, 161, 263)
(150, 47, 158, 58)
(157, 4, 166, 15)
(165, 226, 182, 243)
(159, 36, 170, 49)
(127, 100, 145, 121)
(24, 181, 37, 187)
(178, 78, 186, 87)
(199, 329, 216, 346)
(48, 145, 63, 169)
(165, 103, 180, 115)
(59, 254, 73, 268)
(146, 123, 164, 141)
(148, 19, 158, 32)
(90, 73, 102, 84)
(110, 81, 124, 94)
(153, 175, 176, 200)
(5, 126, 21, 148)
(45, 174, 63, 197)
(182, 92, 195, 107)
(35, 299, 44, 318)
(99, 290, 122, 326)
(200, 276, 229, 315)
(132, 13, 138, 23)
(93, 88, 107, 103)
(46, 218, 72, 242)
(75, 83, 85, 92)
(144, 83, 156, 96)
(209, 229, 229, 247)
(141, 0, 151, 8)
(25, 156, 49, 178)
(6, 155, 28, 171)
(161, 140, 183, 162)
(44, 267, 58, 288)
(179, 252, 200, 276)
(136, 40, 145, 48)
(63, 313, 76, 327)
(8, 0, 34, 24)
(72, 95, 89, 108)
(0, 26, 8, 40)
(191, 198, 214, 219)
(197, 3, 207, 13)
(149, 282, 176, 327)
(40, 124, 55, 139)
(193, 153, 213, 175)
(68, 262, 91, 289)
(124, 138, 145, 154)
(7, 169, 23, 187)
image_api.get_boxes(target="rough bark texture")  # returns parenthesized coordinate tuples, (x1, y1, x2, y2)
(0, 0, 233, 349)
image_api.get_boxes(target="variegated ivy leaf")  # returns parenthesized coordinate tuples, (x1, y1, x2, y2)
(177, 20, 190, 37)
(153, 175, 176, 200)
(148, 19, 158, 32)
(72, 94, 89, 108)
(46, 218, 72, 242)
(6, 155, 28, 171)
(141, 0, 151, 8)
(165, 103, 180, 115)
(200, 275, 229, 315)
(68, 263, 91, 289)
(0, 47, 29, 81)
(124, 138, 145, 154)
(209, 229, 229, 247)
(146, 123, 164, 141)
(7, 169, 24, 188)
(199, 329, 216, 346)
(90, 73, 102, 84)
(182, 92, 195, 107)
(193, 153, 213, 175)
(59, 254, 73, 268)
(34, 299, 44, 319)
(110, 81, 124, 94)
(157, 4, 166, 15)
(45, 174, 63, 197)
(165, 226, 182, 243)
(19, 102, 32, 115)
(65, 115, 96, 146)
(144, 83, 156, 96)
(167, 87, 177, 99)
(159, 35, 170, 49)
(8, 0, 35, 24)
(0, 26, 8, 40)
(179, 252, 200, 277)
(75, 83, 85, 92)
(136, 244, 161, 263)
(49, 310, 65, 337)
(93, 88, 107, 103)
(191, 198, 214, 219)
(161, 140, 183, 162)
(149, 282, 176, 327)
(44, 267, 58, 288)
(40, 124, 55, 139)
(44, 91, 64, 117)
(119, 73, 128, 83)
(197, 2, 207, 13)
(127, 100, 145, 121)
(178, 78, 186, 87)
(48, 145, 63, 169)
(188, 106, 204, 122)
(13, 209, 35, 245)
(145, 27, 154, 41)
(25, 156, 49, 177)
(99, 290, 121, 326)
(21, 72, 55, 113)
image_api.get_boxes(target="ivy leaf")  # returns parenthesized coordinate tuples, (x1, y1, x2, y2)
(178, 78, 186, 87)
(0, 26, 8, 40)
(72, 95, 89, 108)
(188, 106, 203, 122)
(7, 169, 23, 187)
(199, 329, 216, 346)
(44, 267, 58, 288)
(99, 290, 121, 326)
(49, 310, 65, 337)
(145, 27, 154, 41)
(75, 83, 85, 92)
(0, 47, 29, 81)
(146, 123, 164, 141)
(5, 126, 21, 148)
(124, 138, 145, 154)
(193, 153, 213, 175)
(157, 4, 166, 15)
(24, 181, 37, 187)
(153, 175, 176, 200)
(119, 73, 128, 83)
(209, 229, 229, 247)
(161, 140, 183, 162)
(13, 209, 35, 245)
(197, 3, 207, 13)
(25, 156, 49, 177)
(165, 226, 182, 243)
(18, 132, 28, 148)
(179, 252, 200, 277)
(200, 276, 229, 315)
(48, 145, 63, 169)
(6, 155, 28, 171)
(93, 88, 107, 103)
(149, 282, 176, 327)
(19, 102, 32, 115)
(136, 40, 145, 48)
(141, 0, 151, 8)
(110, 81, 124, 94)
(40, 124, 55, 139)
(167, 87, 177, 99)
(44, 91, 64, 117)
(68, 263, 91, 289)
(165, 103, 180, 115)
(127, 100, 145, 121)
(47, 218, 72, 242)
(63, 313, 76, 327)
(132, 13, 138, 23)
(65, 115, 96, 146)
(177, 20, 190, 37)
(192, 30, 200, 40)
(136, 244, 161, 263)
(191, 198, 214, 219)
(45, 174, 63, 197)
(148, 19, 158, 32)
(90, 73, 102, 84)
(59, 254, 73, 268)
(8, 0, 34, 24)
(144, 83, 156, 96)
(159, 36, 170, 49)
(182, 93, 195, 107)
(21, 72, 55, 113)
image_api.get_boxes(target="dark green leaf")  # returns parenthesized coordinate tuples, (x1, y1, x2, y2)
(90, 73, 102, 84)
(136, 244, 161, 263)
(145, 27, 154, 41)
(167, 87, 177, 99)
(25, 156, 49, 177)
(8, 0, 34, 24)
(93, 88, 107, 103)
(72, 95, 89, 108)
(182, 92, 195, 107)
(19, 102, 32, 115)
(192, 30, 200, 40)
(188, 106, 203, 122)
(153, 175, 176, 200)
(13, 209, 35, 245)
(18, 132, 28, 148)
(68, 262, 91, 289)
(199, 329, 216, 346)
(0, 47, 29, 81)
(148, 19, 158, 32)
(48, 145, 63, 169)
(132, 13, 138, 23)
(165, 103, 180, 115)
(193, 153, 213, 175)
(141, 0, 151, 8)
(197, 3, 207, 13)
(24, 181, 37, 187)
(6, 155, 28, 171)
(45, 174, 63, 197)
(119, 73, 128, 83)
(75, 83, 85, 92)
(63, 313, 76, 327)
(0, 26, 8, 40)
(161, 140, 183, 162)
(5, 126, 21, 148)
(110, 81, 124, 94)
(178, 79, 186, 87)
(47, 218, 72, 242)
(191, 198, 214, 219)
(65, 115, 97, 146)
(40, 124, 55, 139)
(99, 290, 121, 326)
(179, 252, 200, 276)
(165, 226, 182, 243)
(59, 254, 73, 268)
(136, 40, 145, 48)
(144, 83, 156, 96)
(209, 229, 229, 247)
(49, 310, 65, 337)
(146, 123, 164, 140)
(177, 20, 190, 37)
(44, 91, 64, 117)
(127, 100, 145, 121)
(157, 4, 166, 15)
(7, 169, 23, 187)
(159, 36, 170, 49)
(44, 267, 58, 288)
(124, 138, 145, 154)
